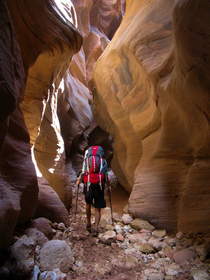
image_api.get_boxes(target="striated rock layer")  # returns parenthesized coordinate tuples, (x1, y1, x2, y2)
(93, 0, 210, 233)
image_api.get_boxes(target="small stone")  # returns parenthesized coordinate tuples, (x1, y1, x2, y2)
(94, 262, 112, 275)
(173, 248, 196, 265)
(191, 268, 209, 280)
(148, 237, 166, 251)
(25, 228, 48, 246)
(98, 230, 116, 244)
(113, 213, 122, 222)
(116, 233, 124, 242)
(122, 214, 133, 225)
(39, 271, 57, 280)
(165, 237, 176, 247)
(123, 204, 128, 213)
(125, 255, 138, 269)
(39, 240, 74, 273)
(136, 243, 156, 254)
(123, 225, 133, 233)
(114, 224, 123, 233)
(144, 269, 164, 280)
(131, 219, 155, 231)
(57, 223, 66, 231)
(53, 231, 63, 240)
(104, 224, 114, 231)
(165, 263, 181, 276)
(195, 244, 208, 261)
(127, 233, 148, 243)
(152, 230, 166, 238)
(176, 232, 184, 239)
(53, 268, 67, 280)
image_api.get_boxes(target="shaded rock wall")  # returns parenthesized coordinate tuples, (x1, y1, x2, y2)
(0, 0, 37, 248)
(0, 0, 82, 247)
(93, 0, 210, 233)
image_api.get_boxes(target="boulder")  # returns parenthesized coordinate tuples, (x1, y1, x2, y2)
(39, 240, 74, 273)
(10, 235, 35, 273)
(35, 182, 70, 226)
(31, 217, 54, 239)
(173, 248, 196, 265)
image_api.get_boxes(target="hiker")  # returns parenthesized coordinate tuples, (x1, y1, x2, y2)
(76, 145, 109, 234)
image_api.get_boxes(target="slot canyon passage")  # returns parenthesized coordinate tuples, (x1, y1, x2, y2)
(0, 0, 210, 279)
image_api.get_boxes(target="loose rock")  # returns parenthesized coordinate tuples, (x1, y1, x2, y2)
(165, 263, 181, 276)
(10, 235, 35, 273)
(173, 248, 196, 265)
(152, 229, 166, 238)
(131, 219, 155, 231)
(98, 230, 116, 244)
(39, 240, 74, 273)
(31, 218, 54, 239)
(135, 243, 156, 254)
(122, 214, 133, 225)
(191, 268, 209, 280)
(25, 228, 48, 246)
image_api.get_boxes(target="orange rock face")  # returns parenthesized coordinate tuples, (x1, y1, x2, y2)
(93, 0, 210, 233)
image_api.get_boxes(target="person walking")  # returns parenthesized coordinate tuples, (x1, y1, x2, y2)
(76, 146, 109, 235)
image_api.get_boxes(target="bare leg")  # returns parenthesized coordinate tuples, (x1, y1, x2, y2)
(94, 208, 101, 231)
(86, 203, 91, 231)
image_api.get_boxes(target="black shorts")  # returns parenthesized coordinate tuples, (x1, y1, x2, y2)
(84, 183, 106, 209)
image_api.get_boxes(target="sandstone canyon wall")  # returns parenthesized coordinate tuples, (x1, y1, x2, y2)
(58, 0, 124, 177)
(0, 0, 82, 248)
(93, 0, 210, 233)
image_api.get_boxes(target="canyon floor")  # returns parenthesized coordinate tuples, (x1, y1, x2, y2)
(2, 185, 209, 280)
(61, 186, 210, 280)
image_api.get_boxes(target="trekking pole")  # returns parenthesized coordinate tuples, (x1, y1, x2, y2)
(108, 185, 114, 225)
(74, 176, 81, 221)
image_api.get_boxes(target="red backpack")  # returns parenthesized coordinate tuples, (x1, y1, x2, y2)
(82, 146, 108, 185)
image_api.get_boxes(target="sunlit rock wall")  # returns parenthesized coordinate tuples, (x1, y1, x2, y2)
(93, 0, 210, 233)
(58, 0, 124, 178)
(8, 0, 82, 212)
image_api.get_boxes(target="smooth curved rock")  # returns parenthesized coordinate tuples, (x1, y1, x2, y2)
(0, 0, 82, 248)
(7, 0, 82, 209)
(35, 178, 70, 226)
(0, 1, 38, 248)
(93, 0, 210, 233)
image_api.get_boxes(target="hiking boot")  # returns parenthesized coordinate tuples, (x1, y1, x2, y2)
(91, 228, 99, 237)
(86, 224, 91, 233)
